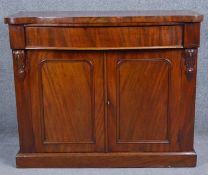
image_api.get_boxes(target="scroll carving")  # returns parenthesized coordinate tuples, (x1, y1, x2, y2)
(13, 50, 26, 79)
(184, 49, 196, 81)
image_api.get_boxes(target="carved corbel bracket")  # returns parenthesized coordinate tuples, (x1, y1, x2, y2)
(13, 50, 26, 80)
(184, 49, 196, 81)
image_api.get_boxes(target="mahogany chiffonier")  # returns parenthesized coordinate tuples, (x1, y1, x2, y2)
(4, 11, 203, 168)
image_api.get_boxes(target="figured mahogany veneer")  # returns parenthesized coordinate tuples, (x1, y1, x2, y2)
(5, 10, 203, 168)
(25, 26, 183, 49)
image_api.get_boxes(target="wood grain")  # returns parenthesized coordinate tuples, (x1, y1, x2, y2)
(16, 152, 197, 168)
(8, 25, 25, 49)
(4, 10, 203, 25)
(5, 11, 202, 168)
(25, 26, 183, 48)
(107, 50, 188, 152)
(117, 58, 170, 143)
(12, 50, 35, 152)
(184, 23, 201, 48)
(40, 60, 95, 143)
(29, 50, 105, 152)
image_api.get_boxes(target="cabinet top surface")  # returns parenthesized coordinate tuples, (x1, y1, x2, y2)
(5, 10, 203, 25)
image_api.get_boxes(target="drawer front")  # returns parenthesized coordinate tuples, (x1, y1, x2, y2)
(25, 26, 183, 49)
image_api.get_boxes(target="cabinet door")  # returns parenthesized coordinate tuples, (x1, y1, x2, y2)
(28, 50, 105, 152)
(107, 50, 196, 152)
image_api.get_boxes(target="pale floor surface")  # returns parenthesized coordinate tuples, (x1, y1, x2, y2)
(0, 132, 207, 175)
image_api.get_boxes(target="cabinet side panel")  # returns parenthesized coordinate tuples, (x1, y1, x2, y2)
(177, 49, 198, 151)
(183, 23, 200, 48)
(9, 25, 25, 49)
(13, 50, 35, 152)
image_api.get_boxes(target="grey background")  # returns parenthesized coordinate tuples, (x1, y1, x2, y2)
(0, 0, 208, 174)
